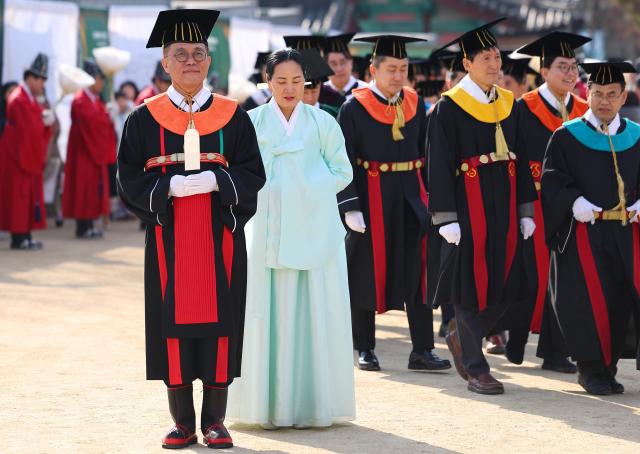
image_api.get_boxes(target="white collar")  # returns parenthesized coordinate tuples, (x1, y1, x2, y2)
(269, 97, 303, 137)
(538, 83, 571, 111)
(458, 75, 493, 104)
(313, 102, 320, 109)
(167, 84, 212, 112)
(327, 75, 358, 94)
(584, 109, 621, 135)
(84, 88, 97, 103)
(369, 80, 400, 103)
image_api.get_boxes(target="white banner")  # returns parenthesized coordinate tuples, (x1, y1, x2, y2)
(2, 0, 79, 101)
(108, 5, 167, 94)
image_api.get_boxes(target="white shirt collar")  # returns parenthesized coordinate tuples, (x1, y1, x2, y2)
(369, 80, 400, 103)
(269, 97, 303, 137)
(458, 75, 493, 104)
(327, 75, 358, 94)
(84, 88, 97, 103)
(167, 84, 212, 112)
(313, 102, 320, 109)
(538, 83, 570, 111)
(584, 109, 621, 135)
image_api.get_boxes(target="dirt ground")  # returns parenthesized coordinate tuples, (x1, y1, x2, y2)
(1, 220, 639, 454)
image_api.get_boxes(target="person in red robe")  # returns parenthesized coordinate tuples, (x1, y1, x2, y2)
(135, 60, 171, 105)
(62, 59, 116, 238)
(0, 53, 53, 249)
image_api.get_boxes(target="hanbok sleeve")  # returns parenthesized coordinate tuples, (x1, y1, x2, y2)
(319, 112, 353, 193)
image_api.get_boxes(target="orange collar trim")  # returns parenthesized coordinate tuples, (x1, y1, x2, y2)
(144, 92, 238, 135)
(522, 89, 588, 132)
(352, 86, 418, 125)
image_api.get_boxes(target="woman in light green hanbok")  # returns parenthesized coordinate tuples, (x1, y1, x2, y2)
(227, 49, 356, 428)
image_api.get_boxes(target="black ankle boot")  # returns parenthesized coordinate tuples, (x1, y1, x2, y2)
(162, 385, 197, 449)
(201, 386, 233, 449)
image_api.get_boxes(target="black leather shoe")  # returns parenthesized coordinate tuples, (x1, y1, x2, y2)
(609, 377, 625, 394)
(542, 357, 577, 374)
(357, 350, 380, 371)
(505, 340, 525, 365)
(162, 424, 197, 449)
(578, 373, 612, 395)
(10, 239, 41, 250)
(408, 350, 452, 371)
(438, 322, 449, 338)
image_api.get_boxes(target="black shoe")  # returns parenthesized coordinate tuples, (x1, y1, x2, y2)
(578, 373, 612, 395)
(28, 239, 43, 250)
(201, 386, 233, 449)
(542, 357, 577, 374)
(357, 350, 380, 371)
(55, 218, 64, 228)
(10, 238, 41, 250)
(408, 350, 452, 371)
(76, 228, 103, 239)
(609, 377, 625, 394)
(163, 385, 197, 449)
(438, 322, 449, 338)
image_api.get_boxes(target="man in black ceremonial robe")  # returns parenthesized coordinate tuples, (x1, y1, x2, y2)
(117, 9, 265, 449)
(337, 34, 451, 373)
(541, 61, 640, 395)
(429, 19, 538, 395)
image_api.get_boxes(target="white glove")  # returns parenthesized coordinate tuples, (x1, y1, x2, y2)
(438, 222, 461, 245)
(519, 217, 536, 240)
(169, 175, 190, 198)
(184, 170, 218, 195)
(627, 199, 640, 223)
(42, 109, 55, 126)
(572, 196, 602, 224)
(345, 211, 366, 233)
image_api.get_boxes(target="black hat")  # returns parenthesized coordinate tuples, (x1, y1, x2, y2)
(352, 55, 370, 79)
(437, 18, 506, 59)
(435, 50, 464, 73)
(501, 51, 536, 80)
(146, 9, 219, 48)
(83, 59, 105, 79)
(409, 56, 444, 80)
(416, 80, 446, 98)
(254, 51, 270, 69)
(26, 53, 49, 79)
(515, 32, 591, 68)
(153, 60, 171, 83)
(355, 34, 427, 60)
(300, 49, 334, 86)
(322, 33, 355, 56)
(283, 35, 326, 53)
(580, 60, 637, 86)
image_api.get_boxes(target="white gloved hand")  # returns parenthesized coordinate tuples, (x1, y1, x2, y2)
(572, 196, 602, 224)
(184, 170, 218, 195)
(627, 199, 640, 223)
(519, 217, 536, 240)
(169, 175, 190, 198)
(42, 109, 55, 126)
(345, 211, 367, 233)
(438, 222, 461, 245)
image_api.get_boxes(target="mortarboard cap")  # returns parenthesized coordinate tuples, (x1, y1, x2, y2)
(515, 32, 591, 68)
(355, 34, 427, 60)
(580, 60, 637, 86)
(283, 35, 326, 53)
(322, 33, 355, 56)
(437, 18, 505, 60)
(254, 52, 270, 69)
(300, 49, 334, 86)
(416, 80, 446, 98)
(26, 53, 49, 79)
(500, 51, 536, 80)
(352, 55, 370, 79)
(146, 9, 219, 48)
(154, 60, 171, 83)
(434, 50, 464, 73)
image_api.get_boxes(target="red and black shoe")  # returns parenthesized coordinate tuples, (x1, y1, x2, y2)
(201, 385, 233, 449)
(203, 422, 233, 449)
(162, 424, 197, 449)
(162, 384, 197, 450)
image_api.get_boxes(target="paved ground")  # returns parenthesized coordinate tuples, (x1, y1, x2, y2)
(1, 220, 639, 454)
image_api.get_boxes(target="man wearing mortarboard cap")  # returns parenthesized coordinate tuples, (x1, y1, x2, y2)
(497, 52, 535, 100)
(337, 34, 451, 373)
(541, 60, 640, 395)
(241, 51, 272, 111)
(63, 58, 116, 239)
(0, 53, 53, 249)
(135, 60, 172, 105)
(300, 48, 341, 118)
(323, 33, 367, 100)
(116, 9, 265, 449)
(428, 19, 539, 394)
(501, 32, 591, 374)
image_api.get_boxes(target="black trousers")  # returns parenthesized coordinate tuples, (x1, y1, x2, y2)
(454, 303, 509, 377)
(351, 303, 434, 353)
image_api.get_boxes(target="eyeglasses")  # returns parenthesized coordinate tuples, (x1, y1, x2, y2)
(172, 48, 208, 63)
(553, 63, 579, 74)
(590, 91, 624, 102)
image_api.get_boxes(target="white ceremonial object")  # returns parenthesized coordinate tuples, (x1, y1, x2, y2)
(92, 46, 131, 76)
(184, 124, 201, 171)
(57, 64, 95, 99)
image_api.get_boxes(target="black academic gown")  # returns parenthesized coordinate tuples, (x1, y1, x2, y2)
(541, 118, 640, 367)
(337, 87, 429, 313)
(428, 88, 537, 312)
(117, 94, 265, 384)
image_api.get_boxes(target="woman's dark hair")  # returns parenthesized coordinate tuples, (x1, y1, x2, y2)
(265, 48, 304, 80)
(1, 81, 19, 135)
(118, 80, 139, 100)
